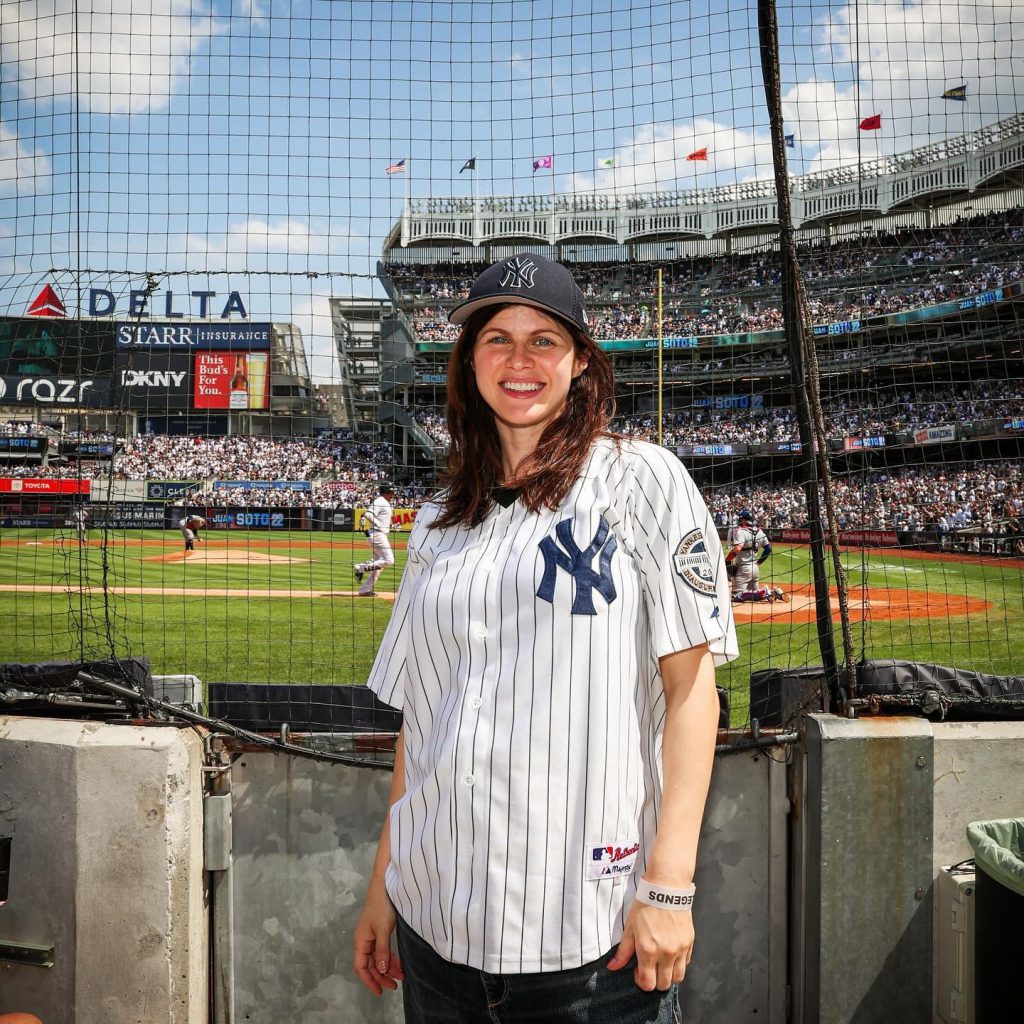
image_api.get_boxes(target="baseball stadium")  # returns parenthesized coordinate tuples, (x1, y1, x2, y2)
(1, 2, 1023, 1022)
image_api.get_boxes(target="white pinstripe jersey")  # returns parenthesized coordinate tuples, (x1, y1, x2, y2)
(366, 438, 739, 973)
(363, 495, 393, 533)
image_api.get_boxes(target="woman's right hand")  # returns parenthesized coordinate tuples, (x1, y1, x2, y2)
(353, 878, 405, 996)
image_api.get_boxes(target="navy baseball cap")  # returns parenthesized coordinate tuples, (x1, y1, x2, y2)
(739, 509, 754, 522)
(448, 254, 592, 338)
(379, 481, 396, 493)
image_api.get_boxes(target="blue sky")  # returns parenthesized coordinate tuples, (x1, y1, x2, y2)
(0, 0, 1021, 378)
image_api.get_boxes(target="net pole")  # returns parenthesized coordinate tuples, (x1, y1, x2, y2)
(657, 268, 664, 447)
(757, 0, 857, 701)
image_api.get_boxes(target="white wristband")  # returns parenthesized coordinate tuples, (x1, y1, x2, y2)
(634, 879, 695, 911)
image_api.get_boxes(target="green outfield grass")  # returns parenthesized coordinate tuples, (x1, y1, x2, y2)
(1, 529, 1021, 725)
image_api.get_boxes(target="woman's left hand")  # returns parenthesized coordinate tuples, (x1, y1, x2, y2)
(607, 903, 694, 991)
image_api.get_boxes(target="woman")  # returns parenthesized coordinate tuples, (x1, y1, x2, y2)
(354, 254, 738, 1022)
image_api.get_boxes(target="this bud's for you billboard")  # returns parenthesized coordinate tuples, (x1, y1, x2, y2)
(193, 353, 269, 410)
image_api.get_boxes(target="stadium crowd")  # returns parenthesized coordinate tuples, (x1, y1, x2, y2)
(391, 210, 1024, 343)
(2, 427, 1021, 540)
(707, 460, 1024, 538)
(107, 434, 393, 483)
(406, 381, 1023, 448)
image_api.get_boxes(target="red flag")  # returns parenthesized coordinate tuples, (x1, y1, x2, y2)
(686, 147, 708, 161)
(859, 114, 882, 131)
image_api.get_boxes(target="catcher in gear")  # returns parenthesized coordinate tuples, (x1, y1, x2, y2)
(726, 510, 784, 601)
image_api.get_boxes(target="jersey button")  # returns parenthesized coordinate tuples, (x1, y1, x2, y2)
(480, 562, 495, 574)
(462, 774, 475, 787)
(468, 696, 482, 709)
(474, 625, 489, 639)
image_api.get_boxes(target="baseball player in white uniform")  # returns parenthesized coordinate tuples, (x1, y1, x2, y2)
(354, 254, 738, 1022)
(179, 514, 205, 552)
(354, 482, 396, 597)
(71, 505, 90, 541)
(726, 509, 781, 601)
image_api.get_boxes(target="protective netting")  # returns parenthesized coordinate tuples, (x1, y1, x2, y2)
(0, 0, 1022, 756)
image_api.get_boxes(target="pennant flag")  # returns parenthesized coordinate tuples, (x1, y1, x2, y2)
(533, 155, 553, 172)
(597, 156, 615, 168)
(784, 134, 795, 148)
(385, 159, 406, 174)
(686, 147, 708, 161)
(859, 114, 882, 131)
(460, 157, 476, 173)
(942, 84, 967, 102)
(27, 284, 66, 318)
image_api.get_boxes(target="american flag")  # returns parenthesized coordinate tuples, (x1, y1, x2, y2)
(386, 159, 406, 174)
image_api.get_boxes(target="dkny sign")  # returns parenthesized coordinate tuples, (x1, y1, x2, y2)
(114, 352, 192, 411)
(120, 369, 186, 388)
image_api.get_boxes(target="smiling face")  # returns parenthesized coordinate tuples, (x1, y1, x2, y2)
(470, 304, 588, 471)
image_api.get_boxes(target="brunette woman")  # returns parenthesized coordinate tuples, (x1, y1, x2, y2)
(354, 254, 737, 1022)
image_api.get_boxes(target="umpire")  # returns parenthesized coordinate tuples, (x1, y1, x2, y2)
(725, 509, 771, 599)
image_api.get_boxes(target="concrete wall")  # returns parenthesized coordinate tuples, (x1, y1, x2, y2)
(5, 711, 1020, 1023)
(793, 715, 1024, 1024)
(0, 717, 207, 1023)
(221, 743, 789, 1024)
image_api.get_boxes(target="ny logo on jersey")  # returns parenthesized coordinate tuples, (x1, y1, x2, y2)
(499, 256, 538, 289)
(537, 516, 617, 615)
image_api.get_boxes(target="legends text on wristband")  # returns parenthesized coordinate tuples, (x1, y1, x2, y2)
(635, 880, 696, 910)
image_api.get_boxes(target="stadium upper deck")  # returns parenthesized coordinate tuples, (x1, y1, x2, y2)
(383, 113, 1024, 252)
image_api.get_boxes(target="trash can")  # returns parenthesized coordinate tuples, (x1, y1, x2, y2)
(966, 818, 1024, 1021)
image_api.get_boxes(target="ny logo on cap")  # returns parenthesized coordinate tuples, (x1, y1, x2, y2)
(499, 256, 538, 289)
(536, 516, 618, 615)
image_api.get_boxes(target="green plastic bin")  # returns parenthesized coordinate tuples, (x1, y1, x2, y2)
(966, 818, 1024, 1020)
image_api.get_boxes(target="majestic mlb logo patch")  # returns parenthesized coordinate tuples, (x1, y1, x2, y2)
(673, 528, 717, 595)
(587, 840, 640, 879)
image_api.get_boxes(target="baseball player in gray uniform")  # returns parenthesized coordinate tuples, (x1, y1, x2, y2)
(179, 514, 205, 552)
(354, 255, 738, 1022)
(354, 482, 396, 597)
(726, 509, 784, 601)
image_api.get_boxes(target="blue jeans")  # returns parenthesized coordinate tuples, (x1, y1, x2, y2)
(396, 917, 681, 1024)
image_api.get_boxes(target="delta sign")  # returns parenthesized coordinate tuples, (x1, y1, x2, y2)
(27, 284, 249, 320)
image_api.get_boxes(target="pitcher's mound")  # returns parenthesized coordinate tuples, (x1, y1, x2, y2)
(151, 549, 308, 565)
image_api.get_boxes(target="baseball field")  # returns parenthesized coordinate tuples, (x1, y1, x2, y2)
(1, 527, 1021, 724)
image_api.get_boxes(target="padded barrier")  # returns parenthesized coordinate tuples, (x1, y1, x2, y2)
(207, 683, 403, 733)
(857, 659, 1024, 719)
(0, 657, 152, 696)
(207, 683, 731, 734)
(0, 658, 154, 718)
(748, 666, 828, 727)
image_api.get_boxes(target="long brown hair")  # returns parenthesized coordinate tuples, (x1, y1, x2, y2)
(432, 304, 616, 529)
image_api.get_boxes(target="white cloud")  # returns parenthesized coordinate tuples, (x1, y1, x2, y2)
(183, 218, 338, 271)
(287, 291, 341, 384)
(0, 0, 219, 115)
(0, 124, 52, 193)
(570, 0, 1023, 190)
(784, 0, 1024, 170)
(567, 118, 776, 194)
